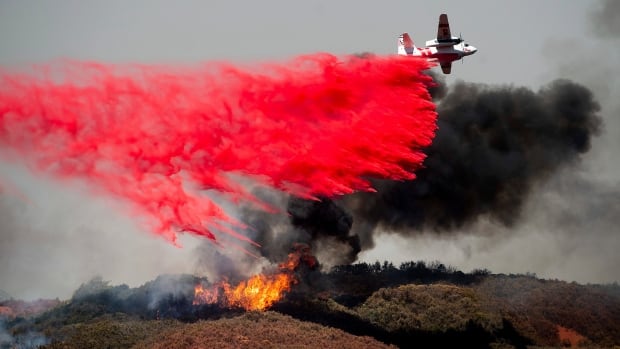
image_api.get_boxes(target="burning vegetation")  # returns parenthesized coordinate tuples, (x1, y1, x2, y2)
(193, 244, 317, 311)
(3, 263, 620, 348)
(193, 273, 293, 311)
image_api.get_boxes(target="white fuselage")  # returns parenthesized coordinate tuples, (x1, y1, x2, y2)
(406, 43, 477, 64)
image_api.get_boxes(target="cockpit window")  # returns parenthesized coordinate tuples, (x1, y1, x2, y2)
(464, 43, 469, 47)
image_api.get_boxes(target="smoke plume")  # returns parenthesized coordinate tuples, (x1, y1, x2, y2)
(230, 75, 603, 269)
(344, 78, 601, 249)
(0, 317, 49, 348)
(0, 54, 436, 247)
(589, 0, 620, 38)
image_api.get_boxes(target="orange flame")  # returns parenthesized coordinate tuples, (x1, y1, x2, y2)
(224, 273, 295, 311)
(193, 284, 219, 305)
(193, 244, 314, 311)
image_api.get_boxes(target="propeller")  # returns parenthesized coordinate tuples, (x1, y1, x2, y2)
(461, 34, 465, 64)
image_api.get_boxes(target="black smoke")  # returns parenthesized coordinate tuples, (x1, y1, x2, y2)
(241, 193, 359, 266)
(196, 76, 602, 270)
(344, 78, 602, 250)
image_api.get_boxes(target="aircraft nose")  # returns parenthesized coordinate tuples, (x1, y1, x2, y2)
(468, 46, 477, 54)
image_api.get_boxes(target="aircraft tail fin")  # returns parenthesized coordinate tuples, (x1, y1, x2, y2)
(398, 33, 418, 55)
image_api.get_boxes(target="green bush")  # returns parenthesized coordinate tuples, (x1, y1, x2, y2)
(356, 284, 501, 333)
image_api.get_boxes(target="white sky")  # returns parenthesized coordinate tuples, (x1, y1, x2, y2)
(1, 0, 618, 299)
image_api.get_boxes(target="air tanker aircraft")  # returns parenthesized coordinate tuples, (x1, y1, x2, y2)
(398, 13, 477, 74)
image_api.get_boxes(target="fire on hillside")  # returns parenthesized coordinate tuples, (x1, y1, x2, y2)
(193, 244, 317, 311)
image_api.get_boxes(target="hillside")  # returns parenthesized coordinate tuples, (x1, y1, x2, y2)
(1, 262, 619, 349)
(134, 312, 395, 349)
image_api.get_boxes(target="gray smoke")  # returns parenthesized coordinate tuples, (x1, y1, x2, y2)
(590, 0, 620, 38)
(0, 290, 10, 302)
(0, 317, 49, 349)
(0, 168, 200, 301)
(193, 189, 359, 277)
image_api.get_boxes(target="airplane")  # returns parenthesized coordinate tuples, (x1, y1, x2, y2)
(398, 13, 477, 74)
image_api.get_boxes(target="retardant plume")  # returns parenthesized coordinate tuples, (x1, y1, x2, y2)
(208, 76, 603, 268)
(344, 78, 602, 250)
(217, 72, 447, 270)
(0, 54, 436, 245)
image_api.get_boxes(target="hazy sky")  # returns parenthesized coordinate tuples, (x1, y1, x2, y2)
(0, 0, 597, 85)
(1, 0, 618, 299)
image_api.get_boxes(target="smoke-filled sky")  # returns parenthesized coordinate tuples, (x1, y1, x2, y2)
(1, 0, 619, 300)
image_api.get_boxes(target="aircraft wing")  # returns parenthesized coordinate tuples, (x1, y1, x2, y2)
(437, 13, 451, 41)
(440, 62, 452, 74)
